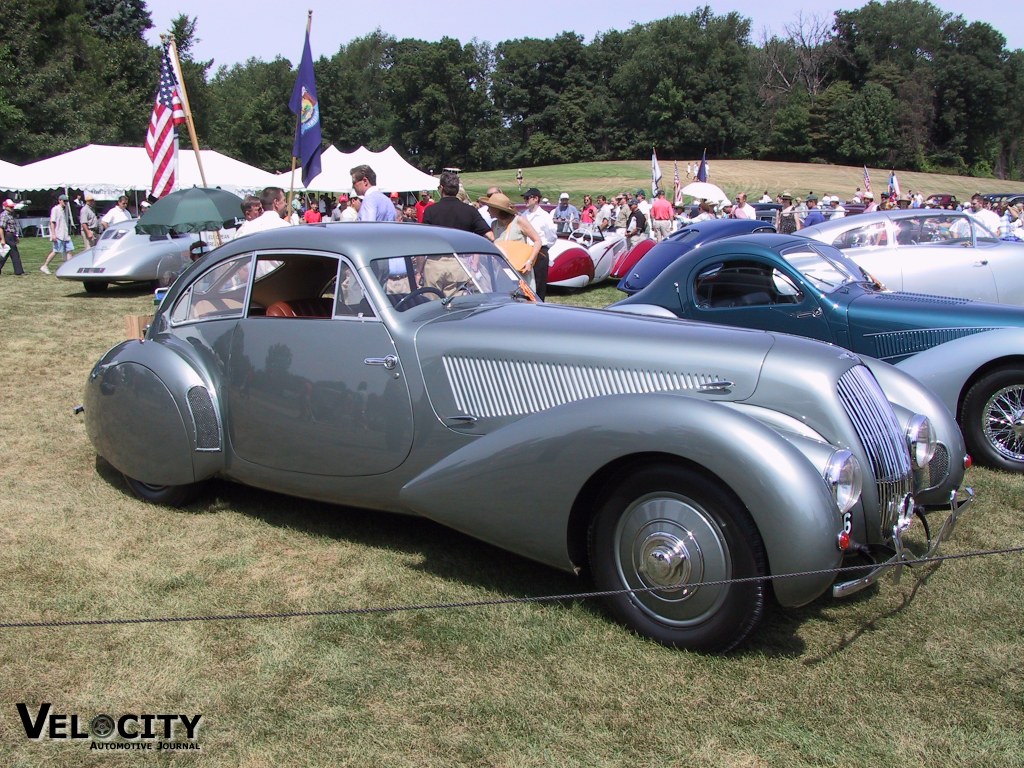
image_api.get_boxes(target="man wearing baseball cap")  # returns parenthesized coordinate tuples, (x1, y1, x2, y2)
(0, 199, 25, 275)
(551, 192, 580, 235)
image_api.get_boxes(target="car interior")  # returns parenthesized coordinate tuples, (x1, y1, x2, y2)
(695, 261, 802, 308)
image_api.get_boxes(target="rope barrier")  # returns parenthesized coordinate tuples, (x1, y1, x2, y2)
(1, 545, 1021, 630)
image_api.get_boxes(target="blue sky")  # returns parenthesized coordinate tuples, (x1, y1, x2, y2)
(144, 1, 1021, 70)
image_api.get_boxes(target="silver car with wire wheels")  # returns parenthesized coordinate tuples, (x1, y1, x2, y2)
(800, 209, 1024, 305)
(81, 222, 971, 652)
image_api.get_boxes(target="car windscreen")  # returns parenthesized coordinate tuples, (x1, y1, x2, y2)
(371, 252, 526, 310)
(779, 243, 860, 292)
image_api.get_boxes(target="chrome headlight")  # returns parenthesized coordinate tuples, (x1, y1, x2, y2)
(825, 450, 863, 514)
(906, 414, 936, 469)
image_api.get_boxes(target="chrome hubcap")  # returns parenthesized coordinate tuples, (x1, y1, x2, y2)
(983, 385, 1024, 462)
(614, 494, 730, 626)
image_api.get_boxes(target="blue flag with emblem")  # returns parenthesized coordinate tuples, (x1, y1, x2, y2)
(289, 27, 322, 187)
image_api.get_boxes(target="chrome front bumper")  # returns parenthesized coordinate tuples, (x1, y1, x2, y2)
(833, 487, 974, 598)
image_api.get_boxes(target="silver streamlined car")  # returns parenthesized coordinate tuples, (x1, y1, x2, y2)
(56, 219, 199, 292)
(799, 209, 1024, 305)
(82, 222, 971, 652)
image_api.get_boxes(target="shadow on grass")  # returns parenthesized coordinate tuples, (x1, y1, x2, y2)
(95, 457, 932, 658)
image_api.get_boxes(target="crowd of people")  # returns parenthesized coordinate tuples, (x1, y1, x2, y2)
(5, 165, 1023, 288)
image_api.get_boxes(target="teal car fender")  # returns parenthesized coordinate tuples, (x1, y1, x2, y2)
(401, 392, 844, 608)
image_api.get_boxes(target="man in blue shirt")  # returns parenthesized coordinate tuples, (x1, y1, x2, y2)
(350, 164, 397, 222)
(802, 193, 825, 228)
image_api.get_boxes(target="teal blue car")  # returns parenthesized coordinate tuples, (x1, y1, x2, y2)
(611, 232, 1024, 472)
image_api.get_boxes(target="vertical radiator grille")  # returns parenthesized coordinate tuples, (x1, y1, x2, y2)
(187, 385, 221, 451)
(837, 366, 913, 536)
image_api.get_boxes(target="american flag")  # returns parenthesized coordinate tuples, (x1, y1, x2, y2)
(673, 161, 682, 205)
(862, 165, 872, 194)
(145, 46, 186, 198)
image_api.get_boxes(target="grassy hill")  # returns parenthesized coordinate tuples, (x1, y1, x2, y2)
(460, 159, 1024, 204)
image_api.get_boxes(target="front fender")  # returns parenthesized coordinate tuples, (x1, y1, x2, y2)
(861, 356, 967, 503)
(894, 328, 1024, 417)
(402, 393, 843, 608)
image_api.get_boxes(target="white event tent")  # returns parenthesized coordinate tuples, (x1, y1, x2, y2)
(0, 159, 30, 192)
(282, 145, 437, 194)
(8, 144, 280, 196)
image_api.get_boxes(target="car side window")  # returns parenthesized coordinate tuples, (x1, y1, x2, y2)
(170, 253, 253, 324)
(832, 222, 887, 249)
(694, 261, 799, 308)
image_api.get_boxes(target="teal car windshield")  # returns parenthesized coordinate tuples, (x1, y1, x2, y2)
(780, 244, 861, 292)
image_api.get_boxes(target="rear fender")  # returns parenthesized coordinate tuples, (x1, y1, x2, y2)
(85, 337, 225, 486)
(401, 393, 843, 607)
(548, 246, 594, 284)
(610, 239, 655, 279)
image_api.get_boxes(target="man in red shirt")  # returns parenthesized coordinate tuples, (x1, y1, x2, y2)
(415, 191, 434, 222)
(303, 204, 322, 224)
(649, 189, 674, 242)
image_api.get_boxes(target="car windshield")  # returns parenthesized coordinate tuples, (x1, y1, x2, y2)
(779, 244, 860, 292)
(370, 252, 527, 311)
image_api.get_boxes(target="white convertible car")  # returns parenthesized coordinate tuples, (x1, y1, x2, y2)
(800, 209, 1024, 305)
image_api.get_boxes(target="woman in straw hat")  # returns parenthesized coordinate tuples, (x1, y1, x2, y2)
(477, 191, 543, 294)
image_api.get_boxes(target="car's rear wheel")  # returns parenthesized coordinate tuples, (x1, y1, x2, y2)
(960, 367, 1024, 471)
(83, 281, 108, 294)
(123, 475, 200, 507)
(589, 464, 767, 653)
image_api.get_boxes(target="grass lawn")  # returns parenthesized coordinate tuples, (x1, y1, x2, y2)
(1, 221, 1022, 766)
(460, 159, 1024, 209)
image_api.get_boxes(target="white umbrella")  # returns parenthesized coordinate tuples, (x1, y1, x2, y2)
(681, 181, 728, 203)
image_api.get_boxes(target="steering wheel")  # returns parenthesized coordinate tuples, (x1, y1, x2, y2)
(394, 285, 445, 310)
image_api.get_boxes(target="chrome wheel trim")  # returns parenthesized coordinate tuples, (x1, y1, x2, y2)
(613, 492, 731, 626)
(983, 384, 1024, 462)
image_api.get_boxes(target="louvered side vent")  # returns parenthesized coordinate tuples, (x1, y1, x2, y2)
(837, 366, 913, 536)
(442, 355, 720, 418)
(875, 292, 971, 305)
(187, 385, 221, 451)
(869, 327, 995, 360)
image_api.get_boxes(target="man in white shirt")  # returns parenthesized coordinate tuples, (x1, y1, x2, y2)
(731, 192, 756, 219)
(521, 187, 557, 300)
(101, 196, 131, 230)
(967, 194, 1001, 235)
(828, 196, 846, 219)
(234, 187, 292, 238)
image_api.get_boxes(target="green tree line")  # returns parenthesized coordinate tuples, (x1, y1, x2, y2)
(2, 0, 1021, 180)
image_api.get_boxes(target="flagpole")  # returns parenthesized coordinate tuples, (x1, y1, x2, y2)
(165, 34, 206, 188)
(288, 11, 313, 214)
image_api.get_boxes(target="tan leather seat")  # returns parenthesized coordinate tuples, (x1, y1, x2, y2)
(265, 298, 333, 318)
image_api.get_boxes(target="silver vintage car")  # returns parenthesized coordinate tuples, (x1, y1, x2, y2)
(82, 223, 971, 652)
(800, 209, 1024, 305)
(56, 219, 199, 292)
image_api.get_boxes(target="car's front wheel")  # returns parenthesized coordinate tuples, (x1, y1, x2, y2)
(123, 475, 200, 507)
(83, 281, 108, 294)
(589, 464, 768, 653)
(960, 367, 1024, 471)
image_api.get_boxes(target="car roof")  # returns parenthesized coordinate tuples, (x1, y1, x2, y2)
(799, 207, 969, 235)
(206, 221, 499, 265)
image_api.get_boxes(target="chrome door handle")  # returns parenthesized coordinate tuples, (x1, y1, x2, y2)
(364, 355, 398, 370)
